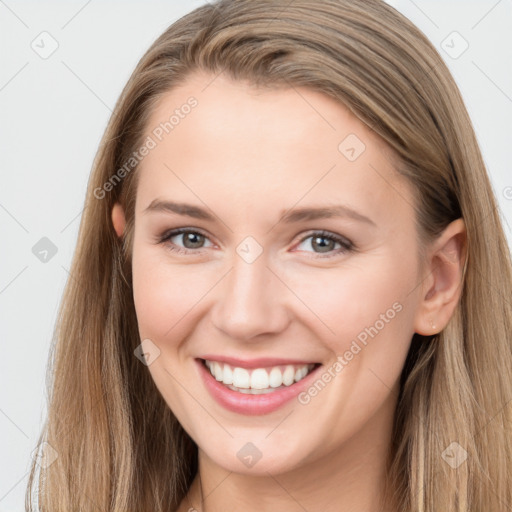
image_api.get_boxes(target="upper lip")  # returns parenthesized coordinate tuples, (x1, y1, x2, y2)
(198, 355, 320, 369)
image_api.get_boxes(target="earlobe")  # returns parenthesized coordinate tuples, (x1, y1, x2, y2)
(112, 202, 126, 238)
(413, 218, 467, 335)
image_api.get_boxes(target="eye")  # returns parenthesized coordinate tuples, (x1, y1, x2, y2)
(157, 228, 214, 255)
(157, 228, 354, 259)
(294, 230, 353, 258)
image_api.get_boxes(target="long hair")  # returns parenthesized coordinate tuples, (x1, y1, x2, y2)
(27, 1, 512, 510)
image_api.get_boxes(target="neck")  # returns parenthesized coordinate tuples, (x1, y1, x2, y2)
(181, 390, 399, 512)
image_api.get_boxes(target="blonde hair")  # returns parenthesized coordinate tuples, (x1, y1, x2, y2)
(27, 0, 512, 510)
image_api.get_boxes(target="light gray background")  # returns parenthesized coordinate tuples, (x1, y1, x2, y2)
(1, 1, 511, 510)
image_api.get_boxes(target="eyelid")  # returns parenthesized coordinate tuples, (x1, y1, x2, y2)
(292, 230, 354, 257)
(295, 229, 352, 246)
(157, 227, 215, 253)
(157, 227, 354, 258)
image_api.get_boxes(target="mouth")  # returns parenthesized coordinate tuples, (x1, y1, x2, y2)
(200, 358, 321, 394)
(196, 357, 323, 415)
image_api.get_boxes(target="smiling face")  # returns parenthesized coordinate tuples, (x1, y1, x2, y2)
(114, 70, 428, 478)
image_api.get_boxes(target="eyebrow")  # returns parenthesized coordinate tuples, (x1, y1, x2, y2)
(144, 199, 216, 220)
(279, 204, 376, 226)
(143, 199, 376, 226)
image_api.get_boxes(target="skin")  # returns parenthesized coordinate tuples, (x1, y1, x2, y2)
(111, 71, 466, 512)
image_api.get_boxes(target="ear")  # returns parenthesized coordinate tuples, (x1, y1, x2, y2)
(112, 202, 126, 238)
(413, 218, 467, 335)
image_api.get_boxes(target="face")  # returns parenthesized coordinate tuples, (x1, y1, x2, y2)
(122, 71, 427, 476)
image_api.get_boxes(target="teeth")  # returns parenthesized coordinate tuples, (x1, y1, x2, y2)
(269, 367, 283, 388)
(214, 362, 223, 381)
(250, 368, 268, 389)
(226, 385, 280, 394)
(223, 364, 233, 385)
(282, 365, 295, 386)
(204, 359, 316, 391)
(233, 367, 250, 388)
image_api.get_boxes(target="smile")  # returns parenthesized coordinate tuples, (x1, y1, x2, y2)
(203, 359, 318, 394)
(196, 358, 323, 415)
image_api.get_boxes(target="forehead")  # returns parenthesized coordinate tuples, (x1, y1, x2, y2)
(135, 71, 414, 229)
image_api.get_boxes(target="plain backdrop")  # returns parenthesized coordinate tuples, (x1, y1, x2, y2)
(1, 1, 511, 510)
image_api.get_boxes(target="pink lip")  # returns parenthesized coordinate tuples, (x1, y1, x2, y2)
(195, 358, 322, 415)
(199, 354, 319, 369)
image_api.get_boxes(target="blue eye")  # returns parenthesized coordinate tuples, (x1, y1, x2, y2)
(294, 230, 353, 258)
(157, 228, 353, 258)
(158, 228, 213, 255)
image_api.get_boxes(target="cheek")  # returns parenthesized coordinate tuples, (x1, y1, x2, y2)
(286, 257, 414, 339)
(132, 242, 217, 341)
(282, 254, 418, 395)
(286, 261, 417, 440)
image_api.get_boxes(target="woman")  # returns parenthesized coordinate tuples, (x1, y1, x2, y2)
(27, 0, 512, 510)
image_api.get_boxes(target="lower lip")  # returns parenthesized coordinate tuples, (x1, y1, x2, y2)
(195, 358, 322, 415)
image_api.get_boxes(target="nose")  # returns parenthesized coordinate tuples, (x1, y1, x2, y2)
(210, 250, 291, 341)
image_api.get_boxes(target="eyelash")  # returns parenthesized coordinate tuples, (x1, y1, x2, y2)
(157, 228, 354, 259)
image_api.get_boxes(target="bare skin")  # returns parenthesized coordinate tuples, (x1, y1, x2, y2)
(112, 71, 466, 512)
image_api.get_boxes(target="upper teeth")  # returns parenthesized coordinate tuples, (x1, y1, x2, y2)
(204, 360, 315, 389)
